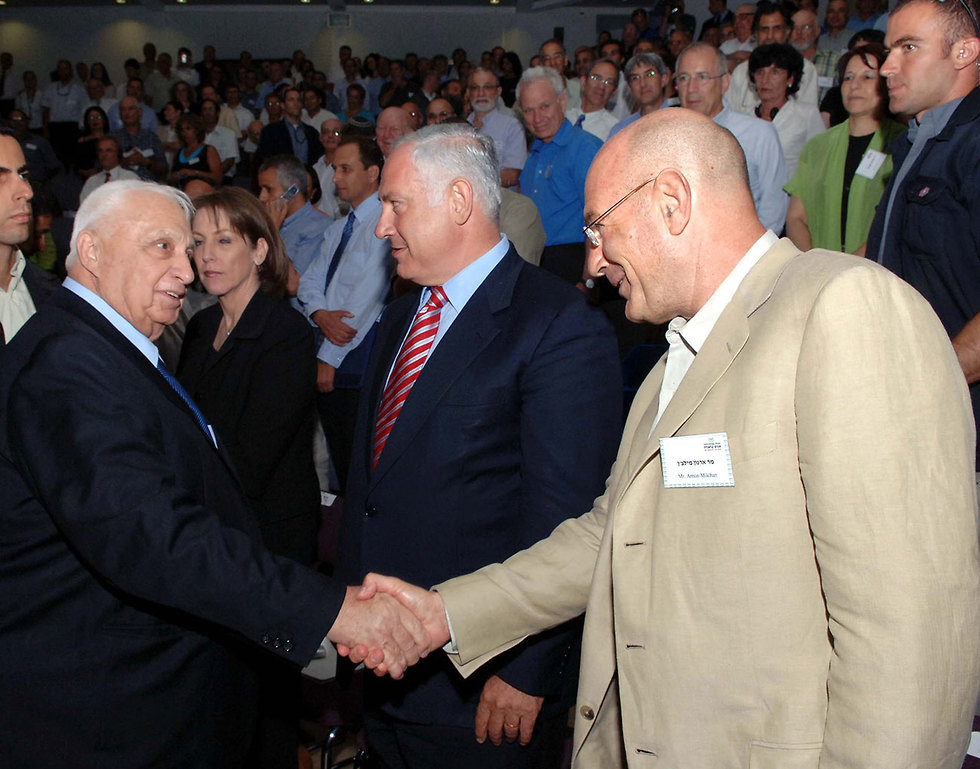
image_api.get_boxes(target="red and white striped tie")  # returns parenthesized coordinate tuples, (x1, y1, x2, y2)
(372, 286, 448, 468)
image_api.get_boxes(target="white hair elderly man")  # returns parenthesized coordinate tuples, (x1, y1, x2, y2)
(0, 179, 428, 769)
(517, 66, 602, 284)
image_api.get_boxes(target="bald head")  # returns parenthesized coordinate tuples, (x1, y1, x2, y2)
(376, 106, 414, 156)
(585, 110, 763, 323)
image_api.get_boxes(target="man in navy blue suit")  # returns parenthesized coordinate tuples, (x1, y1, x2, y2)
(0, 180, 427, 769)
(337, 124, 622, 767)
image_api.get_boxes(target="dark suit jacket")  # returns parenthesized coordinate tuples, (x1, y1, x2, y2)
(337, 247, 622, 728)
(178, 291, 320, 564)
(0, 259, 59, 345)
(257, 119, 323, 167)
(0, 288, 344, 769)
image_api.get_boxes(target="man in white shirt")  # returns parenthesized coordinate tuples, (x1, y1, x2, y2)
(145, 52, 177, 108)
(609, 52, 672, 139)
(728, 1, 820, 113)
(78, 136, 139, 205)
(201, 98, 239, 181)
(302, 86, 338, 132)
(40, 59, 86, 167)
(0, 128, 57, 345)
(539, 40, 582, 110)
(78, 78, 118, 128)
(675, 43, 789, 233)
(720, 3, 758, 67)
(565, 59, 621, 142)
(466, 68, 526, 189)
(297, 136, 391, 493)
(313, 117, 344, 219)
(223, 84, 254, 139)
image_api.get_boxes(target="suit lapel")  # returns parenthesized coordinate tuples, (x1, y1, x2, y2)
(622, 240, 800, 488)
(54, 289, 237, 470)
(368, 251, 521, 487)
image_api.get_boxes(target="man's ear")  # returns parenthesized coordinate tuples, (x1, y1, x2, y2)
(655, 169, 693, 236)
(74, 230, 102, 278)
(952, 37, 980, 71)
(447, 177, 474, 225)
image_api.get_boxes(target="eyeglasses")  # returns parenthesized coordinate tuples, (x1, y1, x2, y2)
(937, 0, 980, 38)
(628, 69, 661, 83)
(588, 73, 617, 87)
(583, 172, 662, 248)
(673, 71, 726, 85)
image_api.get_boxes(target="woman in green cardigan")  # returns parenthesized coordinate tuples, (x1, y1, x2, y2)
(784, 43, 905, 254)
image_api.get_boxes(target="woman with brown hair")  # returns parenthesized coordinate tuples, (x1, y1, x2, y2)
(169, 112, 223, 189)
(785, 43, 905, 253)
(177, 186, 319, 768)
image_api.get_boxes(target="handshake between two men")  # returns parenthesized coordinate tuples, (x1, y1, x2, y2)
(327, 574, 448, 679)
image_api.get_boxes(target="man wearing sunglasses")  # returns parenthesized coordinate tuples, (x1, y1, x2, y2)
(867, 0, 980, 473)
(363, 108, 980, 769)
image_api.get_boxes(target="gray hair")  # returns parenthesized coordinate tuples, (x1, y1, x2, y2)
(258, 154, 309, 199)
(677, 42, 728, 77)
(516, 66, 565, 106)
(588, 58, 623, 87)
(67, 181, 194, 270)
(625, 52, 670, 78)
(394, 123, 501, 221)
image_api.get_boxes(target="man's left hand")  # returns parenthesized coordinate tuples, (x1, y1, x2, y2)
(475, 675, 544, 747)
(317, 361, 336, 393)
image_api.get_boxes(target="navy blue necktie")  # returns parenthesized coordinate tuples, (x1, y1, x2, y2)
(157, 359, 214, 445)
(324, 211, 356, 292)
(574, 114, 586, 129)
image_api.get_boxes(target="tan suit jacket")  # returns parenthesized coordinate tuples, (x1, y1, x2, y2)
(438, 239, 980, 768)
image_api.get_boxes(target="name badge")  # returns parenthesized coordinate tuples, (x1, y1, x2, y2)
(855, 149, 887, 179)
(660, 432, 734, 488)
(187, 156, 199, 165)
(818, 76, 834, 90)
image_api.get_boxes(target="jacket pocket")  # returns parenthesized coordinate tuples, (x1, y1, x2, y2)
(749, 740, 822, 769)
(900, 176, 960, 259)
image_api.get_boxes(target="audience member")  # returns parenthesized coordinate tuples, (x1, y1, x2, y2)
(201, 98, 239, 182)
(518, 66, 602, 284)
(785, 43, 903, 252)
(74, 105, 112, 179)
(106, 78, 158, 132)
(539, 40, 582, 110)
(297, 136, 391, 493)
(78, 135, 139, 204)
(728, 2, 820, 113)
(749, 43, 826, 176)
(257, 87, 322, 167)
(466, 67, 526, 189)
(609, 52, 671, 137)
(15, 71, 43, 130)
(170, 112, 223, 190)
(375, 106, 414, 158)
(313, 117, 345, 219)
(41, 59, 86, 168)
(675, 43, 788, 232)
(565, 58, 620, 141)
(720, 3, 758, 67)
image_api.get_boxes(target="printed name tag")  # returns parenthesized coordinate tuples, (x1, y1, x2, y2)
(818, 76, 834, 89)
(855, 149, 887, 179)
(660, 432, 735, 488)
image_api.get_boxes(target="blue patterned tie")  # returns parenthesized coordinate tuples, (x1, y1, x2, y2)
(157, 359, 215, 445)
(324, 211, 356, 292)
(575, 114, 586, 128)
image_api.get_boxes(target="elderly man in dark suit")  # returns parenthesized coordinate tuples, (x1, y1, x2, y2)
(0, 180, 429, 769)
(335, 124, 622, 768)
(0, 127, 57, 345)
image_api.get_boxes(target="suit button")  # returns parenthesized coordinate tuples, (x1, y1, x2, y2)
(579, 705, 595, 721)
(365, 505, 377, 517)
(262, 633, 272, 645)
(283, 638, 293, 652)
(273, 636, 282, 649)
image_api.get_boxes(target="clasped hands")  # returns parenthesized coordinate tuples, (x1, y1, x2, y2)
(328, 575, 543, 746)
(327, 574, 449, 679)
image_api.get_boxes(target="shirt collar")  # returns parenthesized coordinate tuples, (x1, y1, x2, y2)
(5, 249, 26, 288)
(63, 276, 161, 366)
(350, 191, 381, 219)
(282, 200, 313, 230)
(670, 230, 778, 354)
(427, 235, 509, 315)
(907, 96, 964, 144)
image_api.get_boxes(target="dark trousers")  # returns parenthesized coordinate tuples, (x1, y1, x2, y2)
(539, 243, 586, 285)
(364, 708, 569, 769)
(317, 386, 361, 495)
